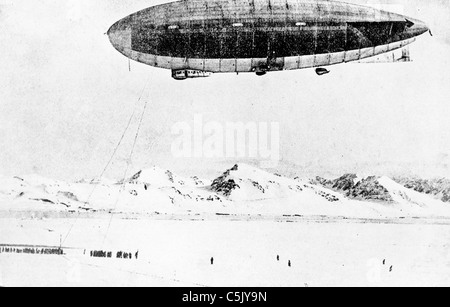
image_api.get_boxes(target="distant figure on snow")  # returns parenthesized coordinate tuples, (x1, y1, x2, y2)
(383, 259, 386, 265)
(277, 255, 280, 261)
(288, 260, 291, 267)
(390, 266, 393, 272)
(211, 257, 214, 265)
(135, 250, 139, 260)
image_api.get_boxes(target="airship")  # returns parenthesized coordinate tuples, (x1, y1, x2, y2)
(107, 0, 429, 80)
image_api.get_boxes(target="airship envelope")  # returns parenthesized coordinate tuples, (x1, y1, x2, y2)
(108, 0, 429, 80)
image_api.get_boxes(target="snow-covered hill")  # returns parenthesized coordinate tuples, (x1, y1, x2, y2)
(312, 174, 393, 202)
(1, 164, 450, 218)
(393, 177, 450, 203)
(210, 164, 307, 201)
(0, 175, 81, 211)
(127, 166, 202, 188)
(378, 176, 450, 216)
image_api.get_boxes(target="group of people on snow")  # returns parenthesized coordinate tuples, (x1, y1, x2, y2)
(89, 250, 139, 260)
(0, 246, 63, 255)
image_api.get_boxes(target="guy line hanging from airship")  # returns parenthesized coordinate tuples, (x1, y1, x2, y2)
(107, 0, 431, 80)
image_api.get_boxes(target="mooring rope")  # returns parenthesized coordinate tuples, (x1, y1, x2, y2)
(62, 79, 150, 246)
(102, 87, 150, 246)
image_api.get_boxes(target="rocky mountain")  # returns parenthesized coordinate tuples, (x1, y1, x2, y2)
(210, 164, 314, 201)
(312, 174, 393, 202)
(347, 176, 393, 202)
(125, 167, 222, 206)
(1, 164, 450, 218)
(210, 164, 241, 197)
(393, 177, 450, 203)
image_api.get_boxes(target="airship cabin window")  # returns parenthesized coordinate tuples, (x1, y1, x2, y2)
(205, 29, 222, 59)
(328, 23, 347, 53)
(316, 23, 330, 55)
(253, 31, 269, 58)
(238, 31, 254, 58)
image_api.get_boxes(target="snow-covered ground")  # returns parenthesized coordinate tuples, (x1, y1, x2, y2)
(1, 218, 450, 287)
(1, 164, 450, 286)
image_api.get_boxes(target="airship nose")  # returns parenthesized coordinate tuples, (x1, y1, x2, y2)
(415, 21, 429, 36)
(107, 17, 132, 56)
(406, 18, 430, 37)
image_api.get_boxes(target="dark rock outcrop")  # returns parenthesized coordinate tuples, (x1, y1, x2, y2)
(314, 174, 393, 202)
(210, 165, 241, 197)
(394, 177, 450, 203)
(347, 176, 393, 202)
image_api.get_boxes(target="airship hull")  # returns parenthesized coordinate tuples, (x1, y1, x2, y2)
(108, 0, 428, 78)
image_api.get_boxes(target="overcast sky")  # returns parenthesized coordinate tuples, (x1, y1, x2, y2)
(1, 0, 450, 181)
